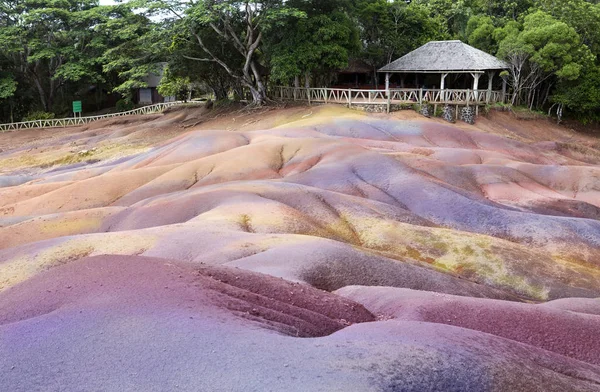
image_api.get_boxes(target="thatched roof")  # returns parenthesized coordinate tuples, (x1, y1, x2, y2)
(379, 40, 508, 73)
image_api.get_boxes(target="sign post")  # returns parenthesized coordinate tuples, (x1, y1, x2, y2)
(72, 101, 82, 117)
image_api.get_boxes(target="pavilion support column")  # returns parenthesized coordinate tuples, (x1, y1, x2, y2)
(487, 71, 495, 103)
(385, 72, 390, 93)
(471, 73, 481, 94)
(440, 73, 448, 102)
(440, 73, 448, 90)
(400, 76, 405, 88)
(471, 72, 482, 117)
(502, 77, 507, 103)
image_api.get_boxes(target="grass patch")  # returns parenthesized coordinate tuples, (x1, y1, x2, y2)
(0, 142, 151, 171)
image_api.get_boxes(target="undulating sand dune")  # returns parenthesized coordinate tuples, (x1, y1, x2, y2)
(1, 105, 599, 391)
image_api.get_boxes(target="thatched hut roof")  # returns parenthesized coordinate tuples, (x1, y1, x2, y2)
(379, 40, 508, 73)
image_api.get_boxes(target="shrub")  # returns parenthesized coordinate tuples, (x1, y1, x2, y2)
(116, 99, 134, 112)
(23, 111, 55, 121)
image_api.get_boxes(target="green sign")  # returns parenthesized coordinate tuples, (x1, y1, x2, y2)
(72, 101, 82, 113)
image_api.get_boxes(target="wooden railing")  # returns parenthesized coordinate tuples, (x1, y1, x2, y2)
(273, 87, 509, 108)
(0, 101, 203, 132)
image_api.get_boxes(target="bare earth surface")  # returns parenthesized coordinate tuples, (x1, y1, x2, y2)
(1, 104, 600, 391)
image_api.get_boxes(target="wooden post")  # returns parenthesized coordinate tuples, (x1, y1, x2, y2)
(294, 75, 300, 101)
(348, 89, 351, 108)
(502, 77, 507, 103)
(305, 72, 311, 106)
(419, 88, 423, 104)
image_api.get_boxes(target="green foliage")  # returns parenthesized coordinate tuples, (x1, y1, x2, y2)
(466, 15, 497, 54)
(496, 10, 594, 108)
(0, 76, 17, 100)
(157, 67, 191, 100)
(23, 111, 55, 121)
(0, 0, 144, 118)
(553, 65, 600, 122)
(270, 1, 359, 83)
(115, 99, 134, 112)
(357, 0, 444, 68)
(0, 0, 599, 122)
(521, 11, 592, 79)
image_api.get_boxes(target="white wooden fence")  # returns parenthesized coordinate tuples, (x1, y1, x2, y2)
(273, 87, 509, 111)
(0, 101, 203, 132)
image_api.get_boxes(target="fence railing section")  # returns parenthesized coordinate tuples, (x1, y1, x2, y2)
(273, 87, 509, 108)
(0, 101, 203, 132)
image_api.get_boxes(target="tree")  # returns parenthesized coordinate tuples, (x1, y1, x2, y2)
(497, 11, 593, 108)
(466, 15, 497, 54)
(140, 0, 305, 104)
(356, 0, 443, 76)
(168, 25, 241, 100)
(553, 65, 600, 123)
(537, 0, 600, 56)
(412, 0, 475, 39)
(473, 0, 532, 21)
(0, 73, 17, 121)
(269, 0, 359, 86)
(101, 11, 168, 97)
(157, 66, 191, 101)
(0, 0, 142, 116)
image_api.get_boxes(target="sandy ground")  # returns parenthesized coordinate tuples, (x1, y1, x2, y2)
(1, 104, 600, 391)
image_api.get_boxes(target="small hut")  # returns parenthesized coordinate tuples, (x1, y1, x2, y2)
(379, 40, 508, 94)
(335, 59, 374, 88)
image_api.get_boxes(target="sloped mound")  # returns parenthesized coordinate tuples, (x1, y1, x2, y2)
(1, 256, 600, 392)
(1, 105, 600, 391)
(0, 255, 375, 338)
(337, 286, 600, 366)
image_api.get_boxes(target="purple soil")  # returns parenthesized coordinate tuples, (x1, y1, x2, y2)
(2, 255, 600, 392)
(337, 286, 600, 366)
(0, 255, 375, 338)
(1, 107, 600, 391)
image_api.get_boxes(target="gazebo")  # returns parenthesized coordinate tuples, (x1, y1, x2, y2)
(379, 40, 509, 96)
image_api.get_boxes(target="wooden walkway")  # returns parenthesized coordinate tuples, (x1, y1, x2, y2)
(273, 87, 508, 112)
(0, 101, 203, 132)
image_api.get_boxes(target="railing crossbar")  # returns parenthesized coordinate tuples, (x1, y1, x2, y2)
(273, 87, 507, 105)
(0, 101, 203, 132)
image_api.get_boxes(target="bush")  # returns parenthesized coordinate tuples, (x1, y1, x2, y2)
(23, 111, 55, 121)
(116, 99, 134, 112)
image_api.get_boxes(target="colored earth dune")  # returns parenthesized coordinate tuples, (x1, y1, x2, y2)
(1, 105, 599, 391)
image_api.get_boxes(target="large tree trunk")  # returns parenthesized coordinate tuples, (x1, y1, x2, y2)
(249, 61, 267, 104)
(32, 76, 49, 112)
